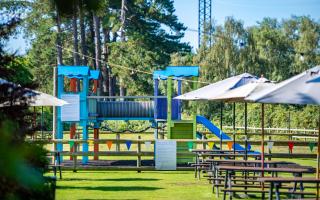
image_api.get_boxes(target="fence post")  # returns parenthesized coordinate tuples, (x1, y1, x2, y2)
(268, 136, 272, 161)
(137, 136, 141, 173)
(202, 134, 206, 150)
(116, 133, 120, 152)
(73, 141, 77, 172)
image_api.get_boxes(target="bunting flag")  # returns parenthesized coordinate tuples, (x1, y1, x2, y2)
(88, 140, 94, 146)
(267, 141, 274, 150)
(208, 141, 215, 149)
(69, 141, 74, 148)
(145, 141, 151, 150)
(288, 141, 294, 153)
(107, 141, 113, 150)
(187, 141, 193, 151)
(247, 143, 252, 151)
(126, 141, 132, 150)
(309, 142, 316, 152)
(227, 142, 233, 150)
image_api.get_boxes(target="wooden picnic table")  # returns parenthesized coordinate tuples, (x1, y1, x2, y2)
(199, 153, 260, 159)
(191, 149, 253, 178)
(215, 165, 315, 200)
(258, 177, 320, 200)
(205, 159, 292, 165)
(191, 149, 247, 153)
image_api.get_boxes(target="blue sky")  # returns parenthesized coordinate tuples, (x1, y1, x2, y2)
(7, 0, 320, 54)
(174, 0, 320, 48)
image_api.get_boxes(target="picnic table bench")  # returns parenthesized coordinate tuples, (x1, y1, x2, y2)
(214, 165, 315, 200)
(258, 177, 320, 200)
(46, 152, 63, 179)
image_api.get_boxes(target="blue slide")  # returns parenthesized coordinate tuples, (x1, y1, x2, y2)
(196, 115, 259, 153)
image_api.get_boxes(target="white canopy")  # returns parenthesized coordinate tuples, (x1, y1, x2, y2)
(245, 66, 320, 105)
(0, 78, 67, 107)
(211, 79, 275, 102)
(175, 73, 257, 100)
(28, 90, 68, 106)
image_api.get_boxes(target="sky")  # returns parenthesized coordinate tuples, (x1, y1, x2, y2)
(7, 0, 320, 54)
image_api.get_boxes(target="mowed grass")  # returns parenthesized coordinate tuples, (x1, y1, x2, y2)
(55, 171, 212, 200)
(54, 158, 318, 200)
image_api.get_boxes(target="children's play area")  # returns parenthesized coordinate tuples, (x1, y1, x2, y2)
(38, 65, 320, 200)
(2, 1, 320, 200)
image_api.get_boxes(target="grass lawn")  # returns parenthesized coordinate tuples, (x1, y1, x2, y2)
(54, 158, 318, 200)
(55, 171, 212, 200)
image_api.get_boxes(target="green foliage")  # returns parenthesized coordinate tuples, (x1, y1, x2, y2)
(172, 16, 320, 129)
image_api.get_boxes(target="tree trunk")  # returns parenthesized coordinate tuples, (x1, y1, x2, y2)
(79, 0, 87, 66)
(93, 15, 102, 94)
(102, 27, 110, 95)
(72, 4, 80, 66)
(93, 15, 101, 70)
(89, 12, 96, 69)
(119, 0, 127, 98)
(56, 8, 63, 65)
(120, 0, 127, 41)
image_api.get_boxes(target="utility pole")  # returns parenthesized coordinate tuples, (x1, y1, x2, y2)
(198, 0, 212, 47)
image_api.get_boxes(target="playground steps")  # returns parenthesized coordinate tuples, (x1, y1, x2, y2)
(170, 120, 195, 164)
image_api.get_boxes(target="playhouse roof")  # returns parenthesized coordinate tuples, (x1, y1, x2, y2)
(89, 70, 100, 80)
(153, 66, 199, 80)
(58, 66, 90, 78)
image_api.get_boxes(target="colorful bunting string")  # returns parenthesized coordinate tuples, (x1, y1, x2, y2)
(107, 141, 113, 150)
(288, 141, 294, 153)
(227, 142, 233, 150)
(208, 141, 215, 149)
(126, 141, 132, 150)
(88, 140, 94, 146)
(69, 141, 75, 148)
(309, 142, 316, 152)
(247, 143, 251, 151)
(187, 141, 193, 151)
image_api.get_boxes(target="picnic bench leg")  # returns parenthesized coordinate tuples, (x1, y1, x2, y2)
(229, 171, 234, 200)
(275, 184, 280, 200)
(58, 152, 62, 179)
(268, 182, 274, 200)
(316, 183, 319, 200)
(53, 166, 56, 177)
(223, 170, 229, 200)
(215, 166, 220, 197)
(194, 154, 198, 178)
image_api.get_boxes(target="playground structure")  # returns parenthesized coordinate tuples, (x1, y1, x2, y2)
(56, 65, 199, 164)
(55, 65, 252, 165)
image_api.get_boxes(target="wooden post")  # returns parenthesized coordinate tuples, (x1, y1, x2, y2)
(73, 141, 77, 172)
(261, 104, 265, 171)
(233, 102, 236, 158)
(202, 134, 206, 149)
(317, 107, 320, 198)
(317, 107, 320, 179)
(244, 102, 248, 160)
(93, 128, 99, 160)
(261, 103, 265, 200)
(70, 78, 77, 160)
(116, 133, 120, 151)
(137, 136, 141, 172)
(220, 102, 223, 151)
(268, 136, 272, 161)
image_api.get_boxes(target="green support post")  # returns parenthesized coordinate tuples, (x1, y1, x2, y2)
(167, 76, 172, 139)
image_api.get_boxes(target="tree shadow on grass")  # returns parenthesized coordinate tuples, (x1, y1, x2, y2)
(62, 178, 160, 182)
(78, 199, 139, 200)
(56, 185, 163, 192)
